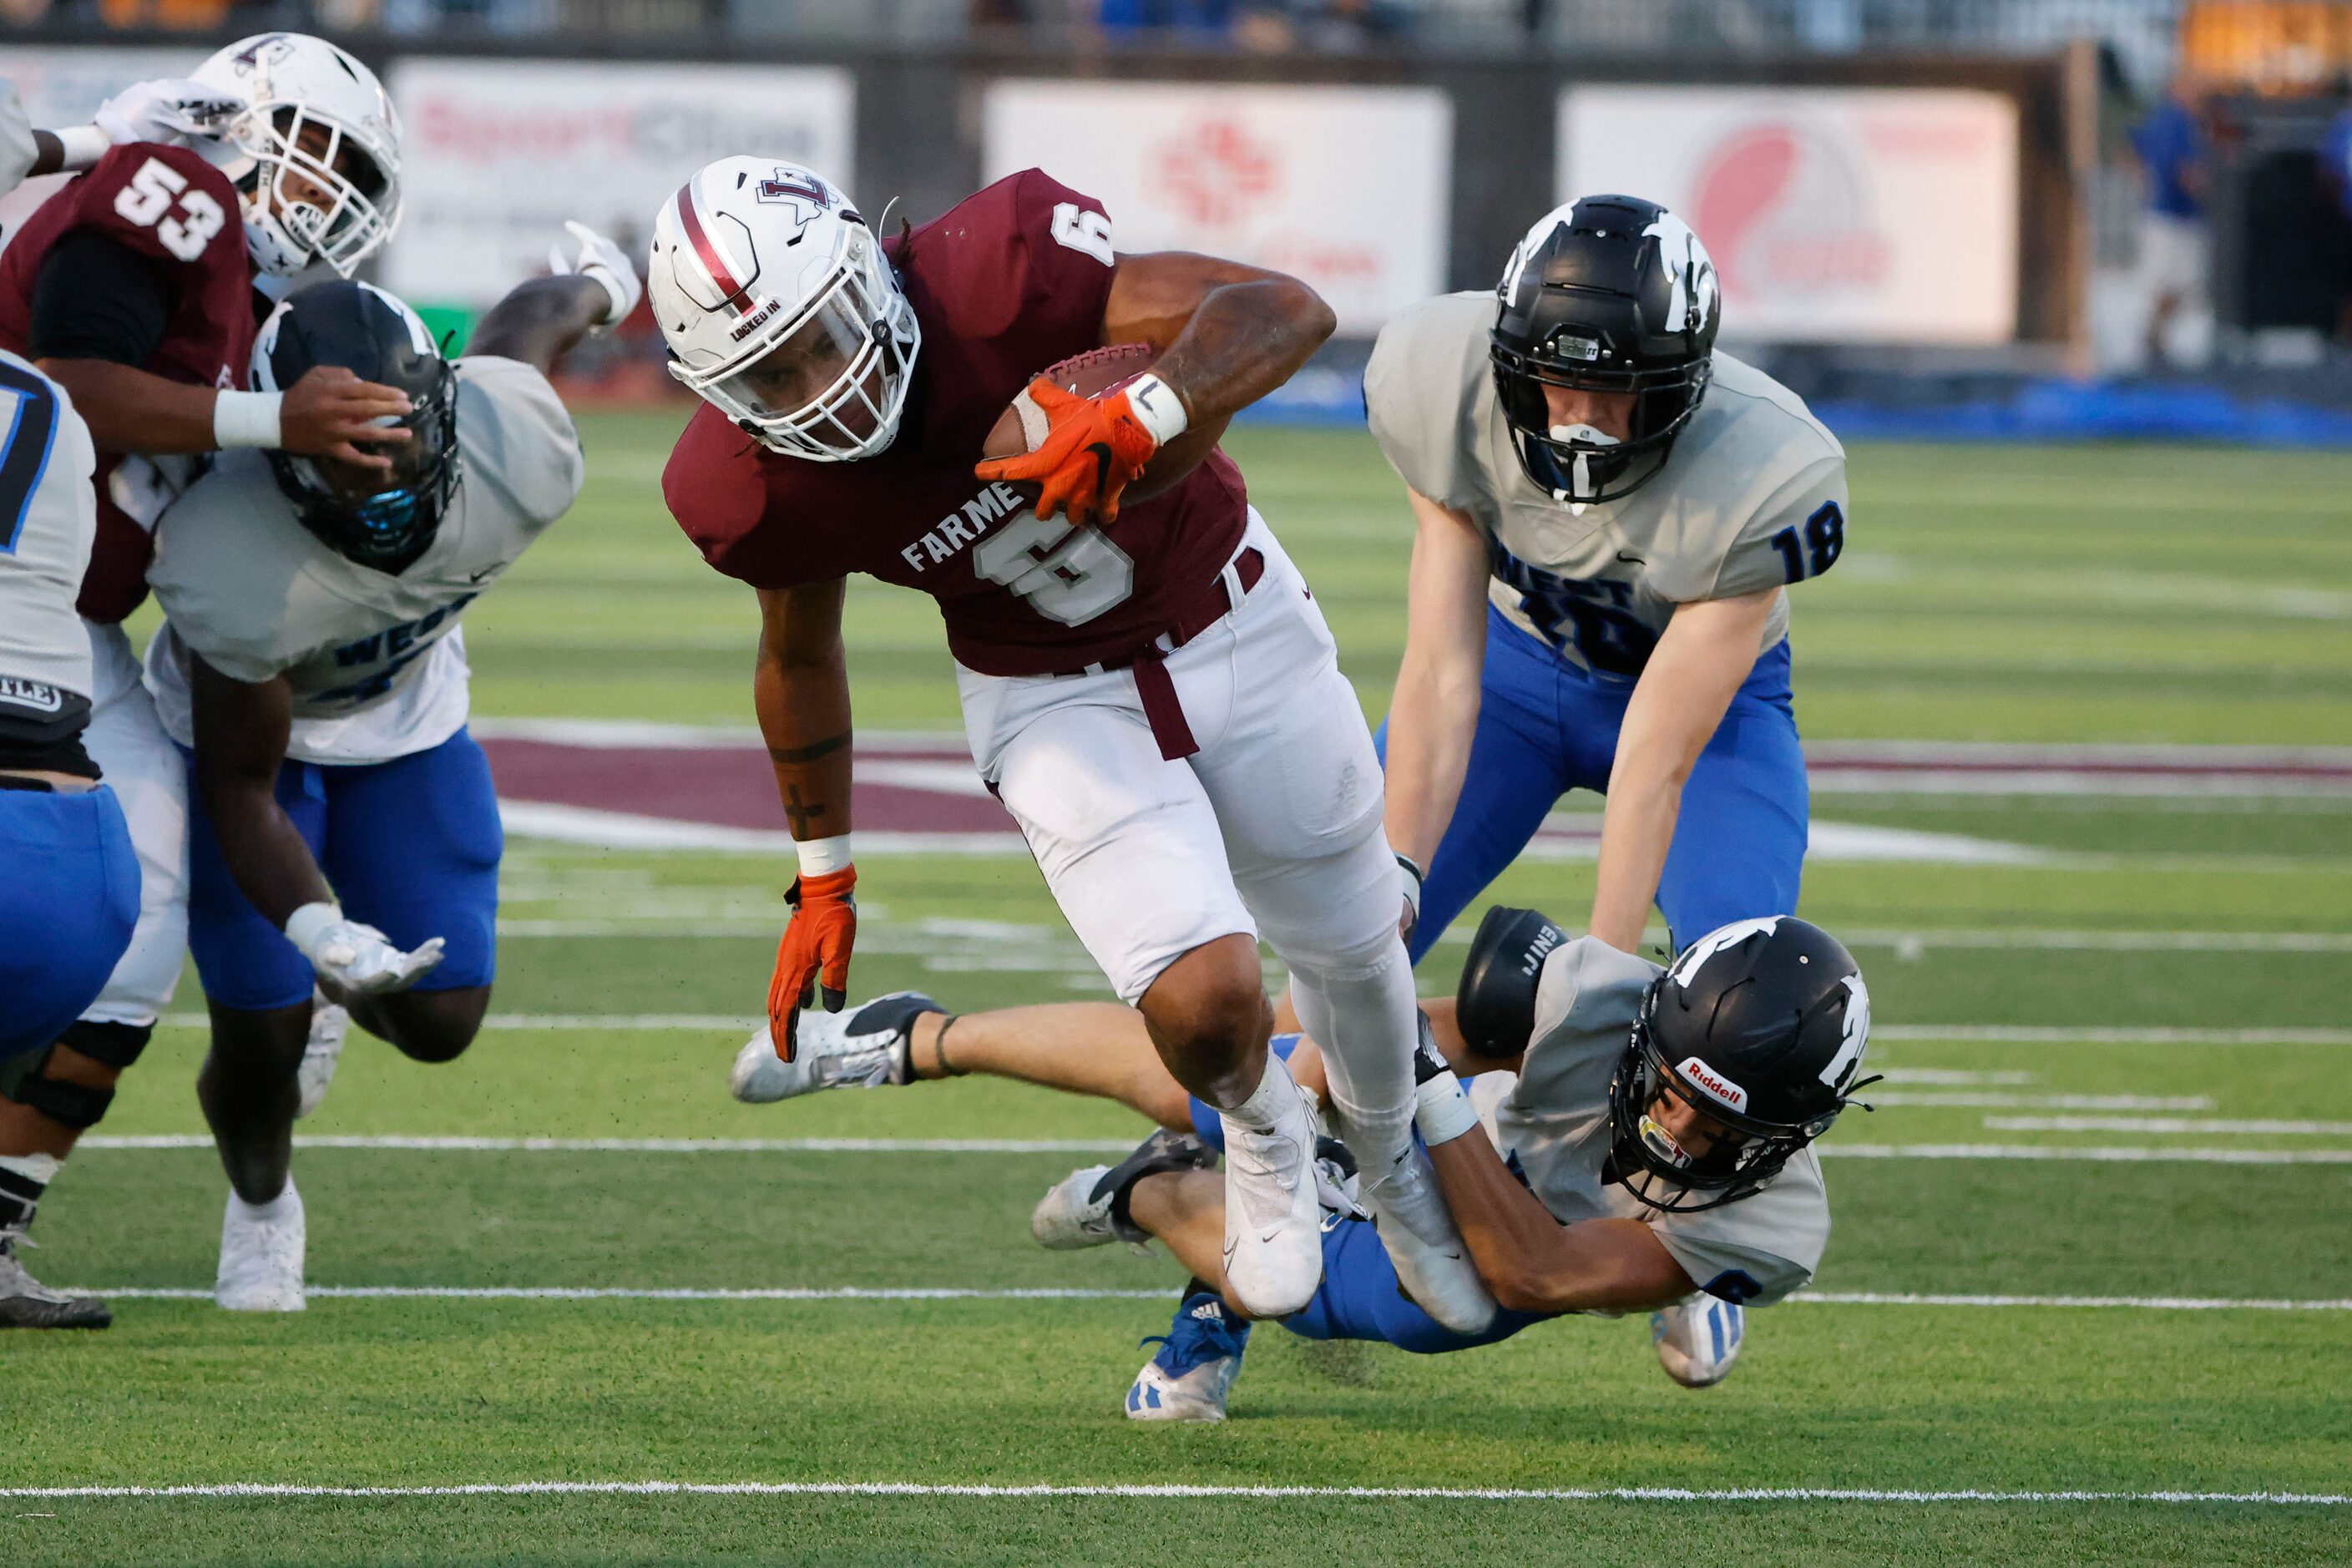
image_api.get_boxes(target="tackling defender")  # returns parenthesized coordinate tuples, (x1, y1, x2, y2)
(0, 81, 139, 1071)
(0, 35, 412, 1327)
(655, 160, 1485, 1328)
(1371, 197, 1847, 960)
(138, 241, 635, 1313)
(738, 908, 1874, 1419)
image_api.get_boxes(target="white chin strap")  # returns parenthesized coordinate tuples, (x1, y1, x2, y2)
(1548, 423, 1620, 513)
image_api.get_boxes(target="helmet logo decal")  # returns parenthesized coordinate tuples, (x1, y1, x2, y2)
(755, 169, 838, 239)
(1818, 973, 1871, 1090)
(1668, 916, 1780, 987)
(1642, 213, 1719, 336)
(1677, 1056, 1748, 1114)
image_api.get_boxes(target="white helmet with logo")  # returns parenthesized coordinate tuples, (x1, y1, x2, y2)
(648, 157, 920, 463)
(190, 33, 402, 280)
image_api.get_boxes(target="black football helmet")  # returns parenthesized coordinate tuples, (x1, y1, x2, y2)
(1490, 195, 1719, 507)
(252, 279, 459, 574)
(1606, 916, 1876, 1214)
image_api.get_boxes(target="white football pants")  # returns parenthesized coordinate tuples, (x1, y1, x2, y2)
(959, 511, 1420, 1169)
(73, 619, 187, 1029)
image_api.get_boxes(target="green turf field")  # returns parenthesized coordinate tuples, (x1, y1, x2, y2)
(12, 417, 2351, 1565)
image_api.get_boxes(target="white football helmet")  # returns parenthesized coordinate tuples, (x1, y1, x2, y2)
(190, 33, 402, 280)
(648, 157, 919, 463)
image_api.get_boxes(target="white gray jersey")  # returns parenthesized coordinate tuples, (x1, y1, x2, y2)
(0, 348, 100, 757)
(1363, 291, 1847, 680)
(1484, 935, 1829, 1306)
(144, 356, 582, 766)
(0, 82, 38, 196)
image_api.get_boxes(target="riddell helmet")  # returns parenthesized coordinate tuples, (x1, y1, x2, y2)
(190, 33, 402, 280)
(1490, 195, 1718, 507)
(252, 280, 458, 575)
(1606, 916, 1876, 1214)
(648, 158, 920, 463)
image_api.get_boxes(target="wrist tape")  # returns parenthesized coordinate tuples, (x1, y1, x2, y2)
(283, 901, 342, 960)
(214, 391, 284, 450)
(1122, 373, 1189, 445)
(1414, 1067, 1481, 1147)
(795, 834, 852, 878)
(53, 125, 109, 171)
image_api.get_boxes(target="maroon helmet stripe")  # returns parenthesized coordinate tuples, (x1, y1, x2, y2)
(672, 180, 746, 305)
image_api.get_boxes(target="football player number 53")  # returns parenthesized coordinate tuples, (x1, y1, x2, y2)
(114, 157, 225, 265)
(974, 508, 1136, 626)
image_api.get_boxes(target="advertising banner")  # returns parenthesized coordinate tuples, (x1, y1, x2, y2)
(386, 59, 854, 310)
(1557, 86, 2019, 344)
(983, 80, 1451, 336)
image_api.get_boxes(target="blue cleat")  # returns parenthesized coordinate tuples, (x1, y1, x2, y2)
(1125, 1290, 1252, 1423)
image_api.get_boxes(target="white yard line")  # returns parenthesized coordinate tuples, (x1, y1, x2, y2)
(1983, 1116, 2352, 1136)
(74, 1135, 2352, 1163)
(58, 1285, 2352, 1313)
(1873, 1095, 2214, 1110)
(78, 1136, 1141, 1153)
(1824, 1144, 2352, 1165)
(1874, 1025, 2352, 1045)
(2, 1480, 2343, 1505)
(144, 1014, 2352, 1045)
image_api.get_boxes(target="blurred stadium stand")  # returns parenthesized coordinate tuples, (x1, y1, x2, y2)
(3, 0, 2349, 440)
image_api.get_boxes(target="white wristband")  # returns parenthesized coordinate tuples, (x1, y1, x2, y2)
(587, 267, 633, 329)
(53, 125, 108, 171)
(1414, 1068, 1481, 1147)
(795, 834, 853, 878)
(213, 390, 284, 450)
(283, 901, 343, 962)
(1122, 372, 1190, 446)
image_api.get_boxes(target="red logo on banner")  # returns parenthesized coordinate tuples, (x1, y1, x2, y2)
(1689, 120, 1889, 301)
(1152, 119, 1280, 229)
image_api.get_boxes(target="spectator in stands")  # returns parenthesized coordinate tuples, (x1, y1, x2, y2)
(2325, 99, 2352, 346)
(1093, 0, 1237, 37)
(2130, 75, 2212, 368)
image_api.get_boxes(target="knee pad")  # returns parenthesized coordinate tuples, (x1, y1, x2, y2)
(55, 1019, 152, 1070)
(1456, 905, 1568, 1060)
(0, 1028, 144, 1131)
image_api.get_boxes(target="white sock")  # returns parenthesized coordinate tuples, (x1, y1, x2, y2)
(0, 1152, 62, 1186)
(230, 1181, 300, 1221)
(1216, 1050, 1302, 1134)
(1290, 942, 1419, 1176)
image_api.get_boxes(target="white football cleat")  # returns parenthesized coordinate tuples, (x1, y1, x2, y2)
(294, 989, 348, 1120)
(1032, 1130, 1216, 1252)
(1217, 1057, 1324, 1319)
(1653, 1295, 1745, 1388)
(215, 1183, 306, 1313)
(729, 991, 937, 1104)
(1030, 1164, 1117, 1251)
(1125, 1291, 1252, 1424)
(1362, 1143, 1497, 1337)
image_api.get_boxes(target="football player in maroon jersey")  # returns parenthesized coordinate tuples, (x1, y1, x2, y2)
(0, 38, 411, 1330)
(653, 159, 1494, 1332)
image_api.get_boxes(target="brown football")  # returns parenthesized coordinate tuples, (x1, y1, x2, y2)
(981, 342, 1229, 507)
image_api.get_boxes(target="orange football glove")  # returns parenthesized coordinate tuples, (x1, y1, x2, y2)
(767, 866, 857, 1060)
(976, 375, 1180, 529)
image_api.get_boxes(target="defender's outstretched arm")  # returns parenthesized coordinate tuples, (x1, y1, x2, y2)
(1588, 587, 1778, 952)
(1383, 488, 1495, 911)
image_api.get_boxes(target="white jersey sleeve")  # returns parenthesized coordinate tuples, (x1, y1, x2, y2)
(0, 82, 38, 197)
(450, 355, 585, 529)
(1363, 292, 1496, 515)
(0, 352, 99, 709)
(1640, 359, 1849, 606)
